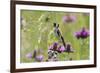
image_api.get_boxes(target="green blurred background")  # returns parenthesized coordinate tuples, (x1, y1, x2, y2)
(20, 10, 90, 63)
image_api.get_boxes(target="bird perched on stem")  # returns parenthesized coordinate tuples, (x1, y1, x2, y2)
(53, 23, 66, 48)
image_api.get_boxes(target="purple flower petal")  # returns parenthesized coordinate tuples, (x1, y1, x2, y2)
(35, 55, 44, 62)
(62, 15, 76, 23)
(75, 27, 89, 39)
(74, 32, 81, 39)
(62, 16, 68, 23)
(65, 44, 74, 53)
(57, 45, 65, 53)
(80, 28, 89, 39)
(69, 15, 76, 22)
(26, 52, 33, 59)
(48, 45, 53, 50)
(53, 42, 58, 47)
(48, 42, 58, 51)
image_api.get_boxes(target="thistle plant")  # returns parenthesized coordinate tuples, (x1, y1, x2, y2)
(26, 49, 44, 62)
(48, 42, 74, 61)
(62, 14, 76, 23)
(74, 27, 89, 60)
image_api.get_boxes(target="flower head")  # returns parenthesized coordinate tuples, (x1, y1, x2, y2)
(64, 43, 74, 53)
(75, 27, 89, 39)
(26, 52, 33, 59)
(80, 28, 89, 39)
(75, 32, 81, 39)
(62, 14, 76, 23)
(53, 42, 58, 46)
(48, 42, 58, 51)
(57, 45, 65, 53)
(35, 55, 44, 62)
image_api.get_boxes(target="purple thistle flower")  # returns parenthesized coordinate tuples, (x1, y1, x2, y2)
(53, 42, 58, 47)
(26, 52, 33, 59)
(80, 28, 89, 39)
(74, 32, 81, 39)
(35, 55, 44, 62)
(62, 15, 76, 23)
(69, 15, 76, 22)
(75, 27, 89, 39)
(57, 45, 65, 53)
(64, 44, 74, 53)
(62, 16, 68, 23)
(48, 42, 58, 51)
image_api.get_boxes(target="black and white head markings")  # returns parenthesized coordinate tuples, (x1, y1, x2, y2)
(53, 23, 61, 37)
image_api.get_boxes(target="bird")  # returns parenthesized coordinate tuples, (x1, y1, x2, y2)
(53, 23, 61, 37)
(53, 23, 66, 48)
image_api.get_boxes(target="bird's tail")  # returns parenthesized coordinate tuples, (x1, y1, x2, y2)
(60, 35, 66, 48)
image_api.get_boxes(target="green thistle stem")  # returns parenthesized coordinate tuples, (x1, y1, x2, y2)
(80, 39, 85, 60)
